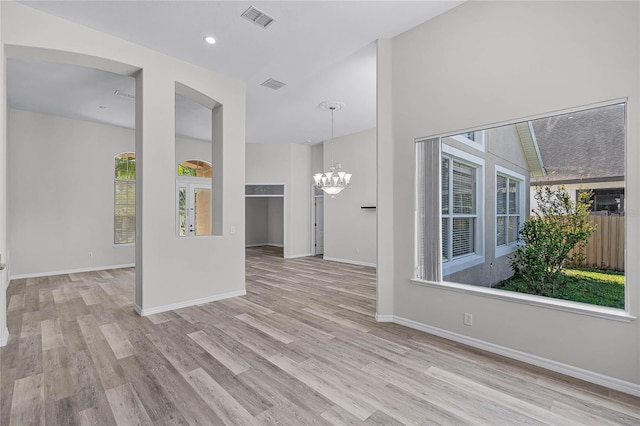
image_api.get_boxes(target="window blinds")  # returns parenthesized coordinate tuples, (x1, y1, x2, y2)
(415, 138, 442, 282)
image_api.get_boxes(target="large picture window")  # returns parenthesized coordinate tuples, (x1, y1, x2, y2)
(414, 102, 626, 311)
(114, 153, 136, 244)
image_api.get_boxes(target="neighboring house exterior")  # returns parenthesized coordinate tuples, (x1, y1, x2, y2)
(529, 103, 625, 215)
(439, 125, 537, 287)
(437, 103, 625, 287)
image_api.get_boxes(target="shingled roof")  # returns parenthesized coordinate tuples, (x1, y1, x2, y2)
(530, 103, 624, 184)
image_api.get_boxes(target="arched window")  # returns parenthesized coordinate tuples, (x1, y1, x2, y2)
(178, 160, 212, 178)
(114, 153, 135, 244)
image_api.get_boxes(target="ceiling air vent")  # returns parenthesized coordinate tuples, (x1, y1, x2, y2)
(114, 89, 135, 100)
(261, 78, 286, 90)
(241, 6, 275, 28)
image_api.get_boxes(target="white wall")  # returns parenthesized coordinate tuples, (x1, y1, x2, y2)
(246, 143, 311, 258)
(288, 143, 311, 256)
(175, 135, 211, 165)
(245, 198, 268, 245)
(8, 109, 136, 277)
(311, 143, 323, 175)
(323, 128, 377, 266)
(2, 1, 246, 316)
(267, 197, 284, 246)
(245, 197, 283, 247)
(0, 1, 7, 346)
(7, 110, 214, 278)
(381, 1, 640, 392)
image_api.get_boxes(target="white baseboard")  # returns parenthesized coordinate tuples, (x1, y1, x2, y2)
(375, 314, 394, 322)
(389, 315, 640, 397)
(135, 289, 246, 316)
(284, 252, 314, 259)
(10, 263, 135, 281)
(0, 327, 9, 347)
(322, 256, 376, 268)
(245, 243, 284, 248)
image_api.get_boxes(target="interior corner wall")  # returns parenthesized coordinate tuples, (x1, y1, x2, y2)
(0, 0, 7, 346)
(267, 197, 284, 246)
(3, 0, 246, 315)
(288, 143, 311, 256)
(323, 128, 377, 266)
(245, 143, 311, 258)
(245, 197, 268, 245)
(311, 143, 323, 175)
(8, 109, 136, 276)
(175, 135, 211, 165)
(7, 110, 215, 278)
(385, 1, 640, 387)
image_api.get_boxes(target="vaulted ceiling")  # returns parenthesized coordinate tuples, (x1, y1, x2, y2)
(9, 1, 463, 144)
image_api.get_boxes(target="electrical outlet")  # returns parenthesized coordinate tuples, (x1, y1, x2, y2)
(463, 312, 473, 326)
(230, 225, 236, 235)
(88, 252, 93, 259)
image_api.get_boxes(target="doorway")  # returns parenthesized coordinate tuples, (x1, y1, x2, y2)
(245, 184, 285, 256)
(177, 180, 212, 237)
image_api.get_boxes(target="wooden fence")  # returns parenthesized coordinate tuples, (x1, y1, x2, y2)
(570, 215, 625, 271)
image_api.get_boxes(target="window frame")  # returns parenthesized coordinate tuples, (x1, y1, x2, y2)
(175, 159, 213, 238)
(114, 153, 136, 245)
(450, 130, 486, 152)
(495, 166, 526, 258)
(412, 99, 631, 320)
(441, 144, 485, 276)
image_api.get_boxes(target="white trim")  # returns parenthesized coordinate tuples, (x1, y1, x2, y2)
(415, 98, 628, 142)
(10, 263, 135, 281)
(389, 315, 640, 397)
(410, 278, 635, 323)
(441, 145, 485, 275)
(495, 244, 517, 259)
(442, 254, 484, 276)
(323, 256, 376, 268)
(284, 252, 314, 259)
(135, 289, 246, 316)
(375, 314, 394, 322)
(448, 130, 485, 152)
(495, 165, 526, 255)
(442, 143, 485, 167)
(245, 243, 283, 248)
(0, 327, 9, 347)
(112, 243, 135, 248)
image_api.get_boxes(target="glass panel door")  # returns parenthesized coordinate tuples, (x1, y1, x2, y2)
(194, 187, 212, 236)
(177, 181, 211, 237)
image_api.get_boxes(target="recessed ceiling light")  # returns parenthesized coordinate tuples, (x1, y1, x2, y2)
(204, 36, 216, 45)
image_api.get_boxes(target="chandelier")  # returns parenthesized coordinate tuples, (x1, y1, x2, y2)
(313, 101, 352, 196)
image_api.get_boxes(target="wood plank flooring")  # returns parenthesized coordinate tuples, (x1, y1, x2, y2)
(2, 245, 639, 425)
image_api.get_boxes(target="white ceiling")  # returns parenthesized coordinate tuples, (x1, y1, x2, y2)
(10, 1, 462, 144)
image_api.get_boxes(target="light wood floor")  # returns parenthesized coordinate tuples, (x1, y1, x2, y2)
(2, 246, 639, 425)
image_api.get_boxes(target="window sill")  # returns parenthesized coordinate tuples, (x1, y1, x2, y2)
(442, 254, 484, 276)
(112, 243, 135, 248)
(410, 278, 636, 323)
(495, 244, 517, 258)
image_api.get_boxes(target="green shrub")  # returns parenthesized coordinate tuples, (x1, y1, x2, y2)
(510, 185, 596, 296)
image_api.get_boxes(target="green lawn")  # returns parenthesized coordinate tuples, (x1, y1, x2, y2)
(494, 267, 625, 309)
